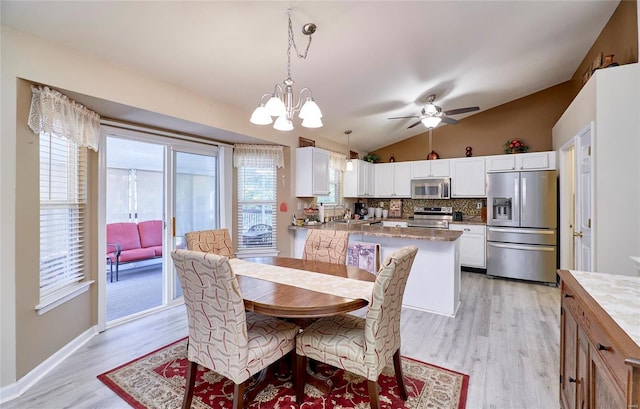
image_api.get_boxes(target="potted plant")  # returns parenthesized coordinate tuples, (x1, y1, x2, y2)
(504, 139, 529, 154)
(362, 153, 381, 163)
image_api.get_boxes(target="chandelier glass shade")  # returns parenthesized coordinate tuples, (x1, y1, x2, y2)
(345, 130, 353, 171)
(250, 10, 322, 131)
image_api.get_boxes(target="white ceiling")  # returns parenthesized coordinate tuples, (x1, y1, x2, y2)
(1, 1, 619, 152)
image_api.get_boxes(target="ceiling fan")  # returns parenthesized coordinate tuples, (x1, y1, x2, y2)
(388, 94, 480, 129)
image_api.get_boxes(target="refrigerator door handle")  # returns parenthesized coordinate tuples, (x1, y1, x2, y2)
(487, 227, 555, 235)
(522, 176, 527, 224)
(513, 175, 520, 224)
(488, 242, 555, 252)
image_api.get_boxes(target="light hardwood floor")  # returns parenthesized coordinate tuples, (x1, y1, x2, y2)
(1, 272, 560, 409)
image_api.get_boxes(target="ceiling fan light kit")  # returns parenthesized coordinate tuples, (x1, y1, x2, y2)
(250, 9, 322, 131)
(388, 93, 479, 129)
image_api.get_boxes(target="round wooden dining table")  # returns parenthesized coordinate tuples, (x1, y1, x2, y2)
(237, 256, 376, 319)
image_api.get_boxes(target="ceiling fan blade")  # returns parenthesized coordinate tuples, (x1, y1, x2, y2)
(388, 115, 420, 120)
(407, 120, 422, 129)
(441, 116, 459, 125)
(443, 106, 480, 116)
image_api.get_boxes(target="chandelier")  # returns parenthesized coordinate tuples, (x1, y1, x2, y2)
(250, 9, 323, 131)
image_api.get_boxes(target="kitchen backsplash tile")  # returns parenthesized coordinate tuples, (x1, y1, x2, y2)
(361, 198, 486, 218)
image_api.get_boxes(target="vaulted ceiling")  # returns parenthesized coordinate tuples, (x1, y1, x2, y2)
(1, 1, 619, 151)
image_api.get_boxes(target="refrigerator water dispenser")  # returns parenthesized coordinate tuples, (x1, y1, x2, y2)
(492, 198, 512, 221)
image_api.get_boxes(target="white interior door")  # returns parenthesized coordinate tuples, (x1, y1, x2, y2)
(574, 123, 594, 271)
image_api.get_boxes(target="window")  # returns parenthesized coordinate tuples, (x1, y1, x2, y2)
(316, 151, 345, 205)
(28, 85, 99, 313)
(315, 166, 342, 205)
(39, 132, 87, 298)
(234, 145, 283, 256)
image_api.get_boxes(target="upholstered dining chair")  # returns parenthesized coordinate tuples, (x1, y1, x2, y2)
(185, 228, 233, 257)
(171, 250, 300, 409)
(294, 245, 419, 409)
(302, 229, 349, 264)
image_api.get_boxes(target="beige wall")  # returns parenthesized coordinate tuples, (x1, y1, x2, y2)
(0, 26, 344, 387)
(373, 0, 638, 163)
(13, 79, 96, 379)
(374, 82, 574, 162)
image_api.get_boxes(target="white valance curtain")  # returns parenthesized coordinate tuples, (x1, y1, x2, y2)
(233, 144, 284, 168)
(329, 151, 346, 172)
(27, 86, 101, 151)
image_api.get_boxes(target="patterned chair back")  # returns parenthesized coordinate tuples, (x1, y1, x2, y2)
(185, 228, 233, 257)
(364, 246, 418, 375)
(302, 229, 349, 264)
(171, 250, 248, 382)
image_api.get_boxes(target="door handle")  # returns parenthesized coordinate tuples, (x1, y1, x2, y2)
(573, 231, 583, 237)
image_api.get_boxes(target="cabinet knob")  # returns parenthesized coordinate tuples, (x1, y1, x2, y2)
(597, 343, 609, 351)
(569, 377, 577, 383)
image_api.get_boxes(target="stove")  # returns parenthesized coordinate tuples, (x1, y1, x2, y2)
(408, 206, 453, 229)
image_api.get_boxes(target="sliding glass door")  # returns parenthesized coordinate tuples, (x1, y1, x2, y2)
(171, 148, 218, 299)
(102, 129, 219, 325)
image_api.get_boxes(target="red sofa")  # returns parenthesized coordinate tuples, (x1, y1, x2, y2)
(106, 220, 163, 282)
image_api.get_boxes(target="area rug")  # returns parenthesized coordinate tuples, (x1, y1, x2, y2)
(98, 338, 468, 409)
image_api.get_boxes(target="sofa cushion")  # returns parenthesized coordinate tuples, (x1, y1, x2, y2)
(138, 220, 163, 248)
(107, 223, 141, 251)
(149, 245, 163, 257)
(118, 248, 157, 263)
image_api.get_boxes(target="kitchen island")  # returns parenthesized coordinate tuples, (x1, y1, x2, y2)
(290, 222, 462, 316)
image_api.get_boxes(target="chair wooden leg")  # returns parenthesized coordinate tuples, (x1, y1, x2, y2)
(367, 380, 380, 409)
(393, 349, 408, 400)
(233, 381, 246, 409)
(295, 354, 307, 404)
(182, 360, 198, 409)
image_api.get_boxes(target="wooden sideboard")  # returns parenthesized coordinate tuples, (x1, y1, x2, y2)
(558, 270, 640, 409)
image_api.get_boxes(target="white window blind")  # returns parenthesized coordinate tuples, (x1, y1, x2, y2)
(40, 132, 87, 297)
(236, 159, 277, 253)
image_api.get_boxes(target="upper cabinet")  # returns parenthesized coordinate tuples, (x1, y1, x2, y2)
(375, 162, 411, 198)
(344, 159, 375, 198)
(486, 151, 556, 173)
(450, 157, 486, 197)
(411, 159, 450, 178)
(295, 147, 330, 197)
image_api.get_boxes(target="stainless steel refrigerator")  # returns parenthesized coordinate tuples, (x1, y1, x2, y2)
(486, 170, 557, 284)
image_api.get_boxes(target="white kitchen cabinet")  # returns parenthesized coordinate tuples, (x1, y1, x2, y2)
(448, 224, 486, 268)
(411, 159, 450, 178)
(375, 162, 411, 198)
(344, 159, 375, 197)
(295, 147, 330, 197)
(450, 157, 486, 197)
(486, 151, 556, 173)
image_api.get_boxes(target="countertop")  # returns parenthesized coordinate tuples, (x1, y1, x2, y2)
(289, 221, 462, 242)
(568, 270, 640, 347)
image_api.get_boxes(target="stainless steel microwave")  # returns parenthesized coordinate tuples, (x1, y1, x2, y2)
(411, 178, 451, 199)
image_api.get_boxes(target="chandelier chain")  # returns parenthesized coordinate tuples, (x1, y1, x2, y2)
(286, 10, 313, 79)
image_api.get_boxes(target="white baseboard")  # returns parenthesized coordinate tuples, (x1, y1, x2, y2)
(0, 326, 98, 404)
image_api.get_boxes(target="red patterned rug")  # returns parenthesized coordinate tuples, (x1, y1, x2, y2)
(98, 338, 468, 409)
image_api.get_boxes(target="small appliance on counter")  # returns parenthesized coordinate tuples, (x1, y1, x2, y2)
(354, 202, 368, 218)
(453, 211, 463, 221)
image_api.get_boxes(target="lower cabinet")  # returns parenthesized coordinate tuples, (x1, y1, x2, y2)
(448, 224, 486, 268)
(559, 271, 638, 409)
